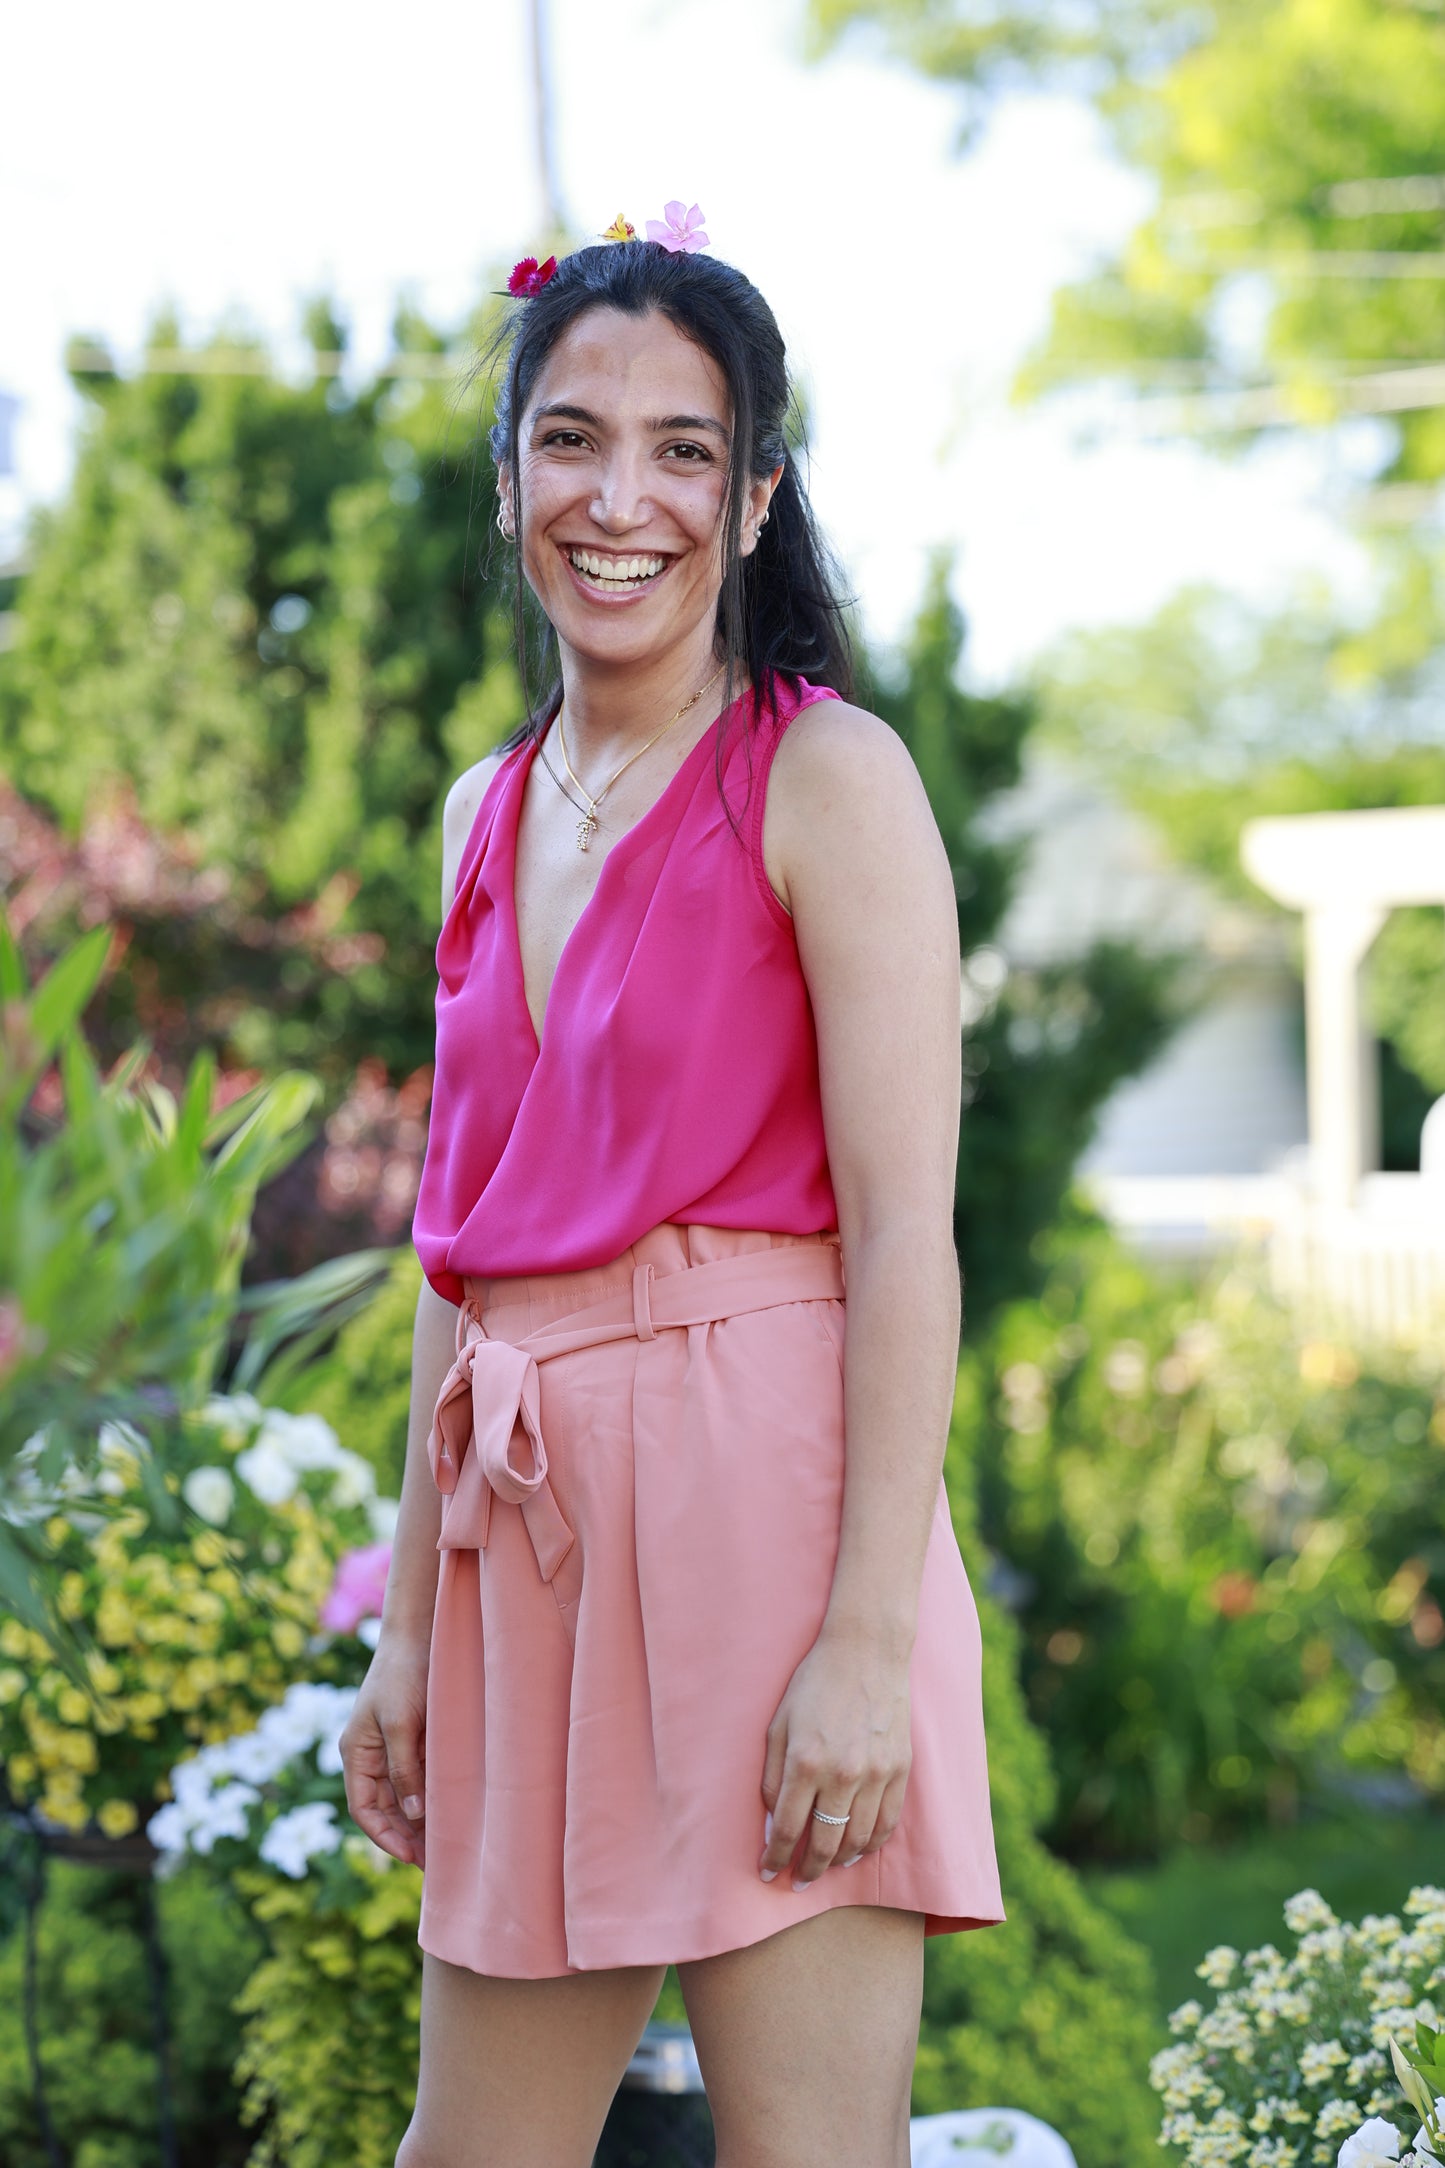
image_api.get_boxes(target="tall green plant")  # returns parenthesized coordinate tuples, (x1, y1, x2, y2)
(0, 919, 390, 1665)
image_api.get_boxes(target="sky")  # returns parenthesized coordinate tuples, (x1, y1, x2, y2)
(0, 0, 1371, 687)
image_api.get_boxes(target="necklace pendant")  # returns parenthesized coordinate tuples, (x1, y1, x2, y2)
(576, 807, 598, 853)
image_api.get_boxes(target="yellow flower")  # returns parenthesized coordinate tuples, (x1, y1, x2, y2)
(57, 1571, 89, 1621)
(45, 1515, 71, 1546)
(85, 1652, 123, 1695)
(9, 1753, 38, 1788)
(272, 1620, 306, 1659)
(0, 1666, 26, 1704)
(40, 1789, 89, 1831)
(96, 1594, 137, 1648)
(603, 214, 637, 241)
(207, 1567, 241, 1601)
(128, 1691, 166, 1723)
(186, 1658, 222, 1695)
(221, 1652, 250, 1684)
(97, 1798, 140, 1837)
(56, 1686, 91, 1725)
(59, 1730, 98, 1773)
(170, 1674, 201, 1710)
(0, 1618, 30, 1659)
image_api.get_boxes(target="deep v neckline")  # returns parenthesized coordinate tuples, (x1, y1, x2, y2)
(505, 698, 738, 1058)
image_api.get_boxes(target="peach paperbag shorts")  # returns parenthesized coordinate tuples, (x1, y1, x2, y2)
(418, 1221, 1004, 1979)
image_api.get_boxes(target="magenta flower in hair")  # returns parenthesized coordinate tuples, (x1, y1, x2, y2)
(507, 254, 558, 297)
(646, 202, 709, 254)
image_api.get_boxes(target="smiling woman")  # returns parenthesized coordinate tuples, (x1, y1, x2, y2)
(337, 223, 1003, 2168)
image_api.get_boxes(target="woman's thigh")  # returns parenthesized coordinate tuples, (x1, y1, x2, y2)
(397, 1950, 666, 2168)
(677, 1906, 925, 2168)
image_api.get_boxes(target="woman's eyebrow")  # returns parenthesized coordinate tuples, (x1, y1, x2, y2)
(531, 402, 600, 428)
(650, 413, 729, 440)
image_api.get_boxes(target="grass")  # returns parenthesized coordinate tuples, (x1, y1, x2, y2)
(1082, 1811, 1445, 2025)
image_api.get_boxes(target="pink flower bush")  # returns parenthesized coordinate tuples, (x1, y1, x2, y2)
(646, 202, 709, 253)
(319, 1541, 392, 1634)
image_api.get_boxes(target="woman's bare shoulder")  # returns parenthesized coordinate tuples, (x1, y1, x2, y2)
(763, 695, 946, 920)
(440, 747, 512, 916)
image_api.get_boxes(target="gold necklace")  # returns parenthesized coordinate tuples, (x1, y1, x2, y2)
(555, 664, 726, 853)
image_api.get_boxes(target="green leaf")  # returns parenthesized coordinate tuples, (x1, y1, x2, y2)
(0, 910, 27, 1002)
(1392, 2039, 1436, 2124)
(27, 924, 112, 1057)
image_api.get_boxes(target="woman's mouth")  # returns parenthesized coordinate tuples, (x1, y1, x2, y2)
(562, 546, 671, 595)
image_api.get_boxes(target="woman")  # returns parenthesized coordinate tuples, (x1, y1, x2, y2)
(339, 218, 1003, 2168)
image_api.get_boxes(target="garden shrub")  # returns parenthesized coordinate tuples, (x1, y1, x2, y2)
(921, 1379, 1161, 2167)
(286, 1244, 422, 1495)
(0, 1853, 263, 2168)
(964, 1211, 1445, 1860)
(229, 1850, 422, 2168)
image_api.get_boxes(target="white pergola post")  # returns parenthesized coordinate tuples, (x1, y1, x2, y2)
(1302, 904, 1386, 1209)
(1242, 806, 1445, 1211)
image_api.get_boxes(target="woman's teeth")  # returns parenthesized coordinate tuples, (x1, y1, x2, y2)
(567, 549, 666, 590)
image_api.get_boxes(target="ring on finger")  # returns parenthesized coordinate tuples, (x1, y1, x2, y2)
(810, 1807, 850, 1825)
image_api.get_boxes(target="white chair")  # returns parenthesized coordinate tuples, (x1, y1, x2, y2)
(910, 2108, 1078, 2168)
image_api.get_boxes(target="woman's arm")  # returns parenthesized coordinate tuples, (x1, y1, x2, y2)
(338, 751, 505, 1864)
(753, 701, 964, 1890)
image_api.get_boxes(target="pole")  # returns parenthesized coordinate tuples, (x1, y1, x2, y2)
(528, 0, 565, 237)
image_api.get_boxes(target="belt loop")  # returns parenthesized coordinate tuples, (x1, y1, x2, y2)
(632, 1262, 657, 1341)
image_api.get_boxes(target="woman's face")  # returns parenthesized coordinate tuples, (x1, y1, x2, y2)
(503, 306, 771, 674)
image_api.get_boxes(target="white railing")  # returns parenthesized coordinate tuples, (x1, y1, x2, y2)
(1085, 1171, 1445, 1348)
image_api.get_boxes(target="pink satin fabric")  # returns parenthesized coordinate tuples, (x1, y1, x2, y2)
(412, 675, 843, 1301)
(417, 1221, 1005, 1980)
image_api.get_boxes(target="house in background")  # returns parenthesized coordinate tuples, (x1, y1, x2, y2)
(986, 756, 1445, 1341)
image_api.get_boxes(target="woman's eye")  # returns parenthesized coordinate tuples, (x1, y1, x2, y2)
(541, 430, 588, 449)
(662, 442, 710, 463)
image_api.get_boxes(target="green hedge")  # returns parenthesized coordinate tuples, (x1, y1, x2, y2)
(965, 1211, 1445, 1860)
(0, 1851, 263, 2168)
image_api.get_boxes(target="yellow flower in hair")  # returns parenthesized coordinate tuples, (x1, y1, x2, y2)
(603, 214, 637, 242)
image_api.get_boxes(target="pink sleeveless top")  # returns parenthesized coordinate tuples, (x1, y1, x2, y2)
(413, 674, 843, 1303)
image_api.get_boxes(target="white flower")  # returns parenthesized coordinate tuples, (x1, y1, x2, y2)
(366, 1495, 400, 1543)
(327, 1454, 376, 1509)
(146, 1801, 192, 1853)
(1286, 1889, 1339, 1936)
(1171, 2000, 1205, 2034)
(356, 1617, 383, 1649)
(1338, 2119, 1402, 2168)
(1303, 2041, 1349, 2086)
(202, 1391, 264, 1439)
(259, 1801, 342, 1879)
(234, 1439, 299, 1505)
(222, 1729, 295, 1786)
(181, 1465, 235, 1525)
(254, 1410, 344, 1470)
(187, 1781, 260, 1854)
(1199, 1946, 1241, 1989)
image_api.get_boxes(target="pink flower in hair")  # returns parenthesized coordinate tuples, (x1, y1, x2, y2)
(507, 255, 558, 297)
(646, 202, 710, 254)
(319, 1541, 393, 1633)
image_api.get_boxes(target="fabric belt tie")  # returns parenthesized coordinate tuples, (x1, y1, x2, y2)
(427, 1241, 845, 1647)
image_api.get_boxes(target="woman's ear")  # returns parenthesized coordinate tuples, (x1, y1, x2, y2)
(742, 462, 785, 556)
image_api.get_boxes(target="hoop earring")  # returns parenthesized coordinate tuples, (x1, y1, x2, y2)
(497, 504, 515, 542)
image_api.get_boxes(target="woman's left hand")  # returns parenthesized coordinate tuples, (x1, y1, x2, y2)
(758, 1626, 912, 1888)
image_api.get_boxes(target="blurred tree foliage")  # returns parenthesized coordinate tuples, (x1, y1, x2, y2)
(0, 303, 521, 1086)
(871, 561, 1182, 1315)
(964, 1210, 1445, 1862)
(808, 0, 1445, 1127)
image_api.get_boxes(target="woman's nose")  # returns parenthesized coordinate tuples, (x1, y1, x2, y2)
(589, 454, 651, 531)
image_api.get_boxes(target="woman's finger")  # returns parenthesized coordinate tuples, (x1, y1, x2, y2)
(863, 1764, 912, 1855)
(833, 1775, 886, 1870)
(790, 1785, 855, 1888)
(759, 1754, 822, 1882)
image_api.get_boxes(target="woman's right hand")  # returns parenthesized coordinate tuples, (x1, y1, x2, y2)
(339, 1635, 430, 1868)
